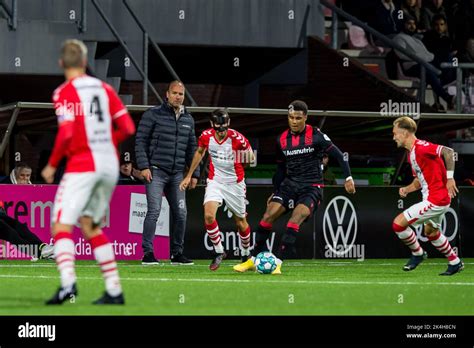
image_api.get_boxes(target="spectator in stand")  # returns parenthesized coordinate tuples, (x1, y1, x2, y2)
(422, 14, 456, 85)
(394, 16, 455, 109)
(372, 0, 403, 38)
(118, 157, 145, 185)
(420, 0, 448, 31)
(453, 0, 474, 50)
(459, 38, 474, 79)
(1, 162, 32, 184)
(401, 0, 423, 31)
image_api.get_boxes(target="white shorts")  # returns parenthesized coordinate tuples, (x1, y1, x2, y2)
(203, 179, 247, 218)
(403, 200, 449, 229)
(52, 171, 119, 225)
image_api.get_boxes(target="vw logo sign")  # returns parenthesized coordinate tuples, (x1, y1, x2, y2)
(415, 207, 458, 242)
(323, 196, 358, 256)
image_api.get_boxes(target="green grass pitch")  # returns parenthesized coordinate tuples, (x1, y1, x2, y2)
(0, 259, 472, 315)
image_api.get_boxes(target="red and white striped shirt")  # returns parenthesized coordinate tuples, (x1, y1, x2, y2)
(408, 139, 450, 206)
(49, 75, 135, 174)
(198, 128, 252, 183)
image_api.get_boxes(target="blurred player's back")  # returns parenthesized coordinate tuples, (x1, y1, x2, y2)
(52, 75, 127, 174)
(44, 39, 135, 305)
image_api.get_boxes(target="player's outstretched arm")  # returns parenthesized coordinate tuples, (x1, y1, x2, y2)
(326, 145, 355, 194)
(179, 146, 206, 191)
(441, 146, 459, 198)
(399, 178, 421, 198)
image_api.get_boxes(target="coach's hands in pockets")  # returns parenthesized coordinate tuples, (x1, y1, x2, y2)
(41, 164, 56, 184)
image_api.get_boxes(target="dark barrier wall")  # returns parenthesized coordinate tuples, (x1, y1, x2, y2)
(184, 186, 471, 259)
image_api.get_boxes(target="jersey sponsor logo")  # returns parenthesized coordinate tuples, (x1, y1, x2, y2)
(284, 147, 315, 156)
(323, 196, 358, 256)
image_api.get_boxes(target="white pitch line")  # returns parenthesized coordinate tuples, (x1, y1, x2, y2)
(0, 262, 472, 268)
(0, 274, 472, 287)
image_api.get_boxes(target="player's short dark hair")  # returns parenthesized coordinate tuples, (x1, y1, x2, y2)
(61, 39, 87, 69)
(167, 80, 185, 91)
(288, 100, 308, 115)
(394, 116, 417, 133)
(432, 14, 447, 25)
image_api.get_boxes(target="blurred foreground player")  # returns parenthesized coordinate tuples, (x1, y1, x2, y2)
(180, 109, 255, 271)
(41, 39, 135, 304)
(234, 100, 355, 274)
(0, 201, 54, 260)
(392, 116, 463, 275)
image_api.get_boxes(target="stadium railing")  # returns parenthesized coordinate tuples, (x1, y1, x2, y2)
(0, 0, 17, 30)
(1, 102, 473, 177)
(440, 62, 474, 114)
(320, 0, 441, 108)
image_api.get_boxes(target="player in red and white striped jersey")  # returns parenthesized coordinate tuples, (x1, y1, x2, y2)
(180, 109, 255, 271)
(41, 39, 135, 304)
(392, 116, 463, 276)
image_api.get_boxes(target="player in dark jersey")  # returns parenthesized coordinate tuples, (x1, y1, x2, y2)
(233, 100, 356, 274)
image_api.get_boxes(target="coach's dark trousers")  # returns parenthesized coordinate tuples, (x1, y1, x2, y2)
(142, 167, 187, 257)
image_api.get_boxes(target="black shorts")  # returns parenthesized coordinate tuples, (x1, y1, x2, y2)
(271, 178, 322, 215)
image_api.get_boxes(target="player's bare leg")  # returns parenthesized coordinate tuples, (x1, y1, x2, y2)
(233, 201, 285, 273)
(423, 223, 463, 276)
(233, 215, 251, 262)
(80, 216, 124, 304)
(392, 213, 426, 271)
(46, 223, 77, 305)
(204, 201, 226, 271)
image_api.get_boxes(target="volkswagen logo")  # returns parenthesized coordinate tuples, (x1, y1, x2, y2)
(323, 196, 358, 256)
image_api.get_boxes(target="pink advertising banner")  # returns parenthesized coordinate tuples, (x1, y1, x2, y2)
(0, 184, 170, 260)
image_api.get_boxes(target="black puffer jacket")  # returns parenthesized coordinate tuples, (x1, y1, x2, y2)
(135, 102, 199, 177)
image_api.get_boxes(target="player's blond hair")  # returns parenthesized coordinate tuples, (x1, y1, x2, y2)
(60, 39, 88, 69)
(393, 116, 417, 134)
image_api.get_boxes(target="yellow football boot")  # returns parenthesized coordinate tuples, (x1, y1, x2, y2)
(233, 258, 256, 273)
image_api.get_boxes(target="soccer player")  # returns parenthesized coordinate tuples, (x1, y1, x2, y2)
(179, 109, 254, 271)
(41, 39, 135, 304)
(233, 100, 355, 274)
(391, 116, 463, 275)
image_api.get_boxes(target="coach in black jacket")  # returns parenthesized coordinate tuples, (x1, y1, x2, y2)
(135, 81, 199, 265)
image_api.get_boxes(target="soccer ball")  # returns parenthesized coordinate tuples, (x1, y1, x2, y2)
(255, 252, 277, 274)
